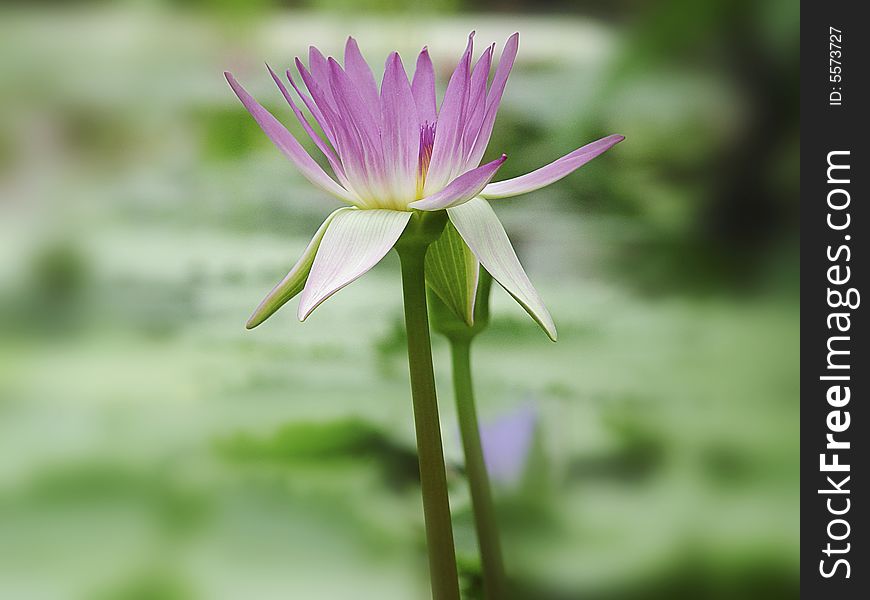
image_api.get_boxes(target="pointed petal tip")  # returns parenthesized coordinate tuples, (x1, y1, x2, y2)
(538, 313, 558, 342)
(488, 153, 508, 169)
(297, 282, 339, 321)
(297, 300, 321, 322)
(243, 208, 355, 330)
(599, 133, 626, 147)
(297, 305, 312, 322)
(265, 63, 287, 85)
(295, 285, 330, 323)
(411, 154, 507, 210)
(307, 46, 325, 65)
(292, 59, 310, 81)
(246, 302, 271, 329)
(297, 290, 320, 322)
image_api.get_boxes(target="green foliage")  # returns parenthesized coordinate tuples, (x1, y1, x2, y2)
(89, 568, 193, 600)
(216, 419, 421, 489)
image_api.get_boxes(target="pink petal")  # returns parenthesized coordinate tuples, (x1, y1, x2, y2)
(328, 58, 388, 198)
(410, 154, 506, 211)
(481, 134, 625, 199)
(286, 66, 336, 150)
(380, 52, 420, 202)
(306, 47, 337, 112)
(224, 71, 355, 204)
(424, 32, 475, 195)
(297, 56, 376, 202)
(298, 209, 412, 320)
(461, 44, 494, 162)
(294, 59, 362, 178)
(466, 33, 519, 169)
(411, 47, 437, 126)
(344, 37, 382, 121)
(266, 64, 346, 183)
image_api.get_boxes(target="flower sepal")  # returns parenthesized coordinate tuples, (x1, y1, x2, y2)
(425, 220, 479, 328)
(429, 268, 493, 342)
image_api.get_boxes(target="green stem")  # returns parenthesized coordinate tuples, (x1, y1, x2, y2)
(397, 242, 460, 600)
(450, 337, 507, 600)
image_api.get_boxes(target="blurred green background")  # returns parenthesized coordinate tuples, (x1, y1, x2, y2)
(0, 0, 798, 598)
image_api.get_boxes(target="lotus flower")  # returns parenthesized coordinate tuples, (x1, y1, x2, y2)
(227, 33, 623, 339)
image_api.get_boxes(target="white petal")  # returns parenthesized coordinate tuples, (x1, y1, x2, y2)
(298, 209, 412, 320)
(246, 207, 353, 329)
(447, 198, 556, 341)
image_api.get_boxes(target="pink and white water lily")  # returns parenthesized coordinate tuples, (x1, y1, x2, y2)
(227, 32, 623, 340)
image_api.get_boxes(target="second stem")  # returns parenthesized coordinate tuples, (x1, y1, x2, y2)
(450, 337, 507, 600)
